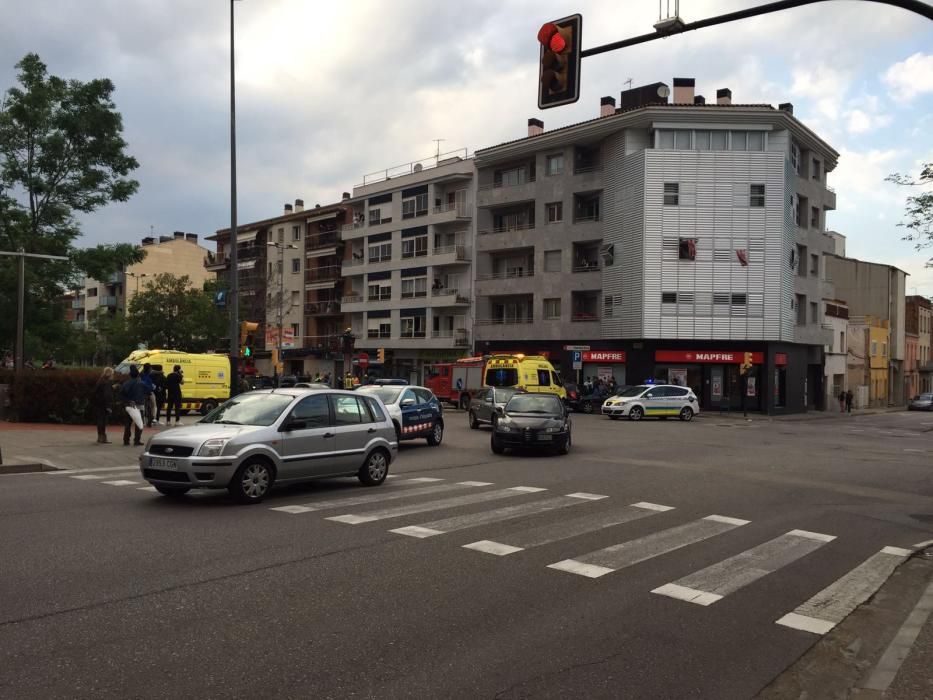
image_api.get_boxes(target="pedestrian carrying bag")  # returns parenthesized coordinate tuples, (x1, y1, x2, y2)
(125, 405, 144, 430)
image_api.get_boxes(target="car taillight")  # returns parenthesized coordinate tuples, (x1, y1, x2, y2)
(570, 391, 577, 399)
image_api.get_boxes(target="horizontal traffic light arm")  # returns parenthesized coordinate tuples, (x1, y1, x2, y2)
(579, 0, 931, 59)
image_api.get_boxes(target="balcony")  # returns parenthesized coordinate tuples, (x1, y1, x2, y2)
(475, 317, 534, 326)
(204, 251, 229, 271)
(918, 362, 933, 374)
(306, 231, 340, 258)
(432, 245, 471, 266)
(477, 175, 537, 209)
(341, 220, 367, 234)
(341, 294, 363, 304)
(475, 269, 534, 282)
(301, 334, 341, 353)
(304, 300, 341, 316)
(367, 329, 392, 340)
(399, 331, 428, 339)
(305, 265, 341, 289)
(431, 201, 473, 224)
(477, 222, 535, 237)
(571, 311, 600, 322)
(430, 288, 470, 305)
(342, 257, 366, 274)
(368, 291, 392, 302)
(98, 295, 118, 307)
(571, 262, 601, 274)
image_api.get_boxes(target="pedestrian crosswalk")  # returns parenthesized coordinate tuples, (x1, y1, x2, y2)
(44, 467, 921, 638)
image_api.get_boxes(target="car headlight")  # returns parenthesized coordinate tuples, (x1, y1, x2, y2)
(545, 425, 562, 433)
(198, 438, 229, 457)
(497, 423, 513, 432)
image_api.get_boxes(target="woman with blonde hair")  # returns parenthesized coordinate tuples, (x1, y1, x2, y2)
(92, 367, 115, 444)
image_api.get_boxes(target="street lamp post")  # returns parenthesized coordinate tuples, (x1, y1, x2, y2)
(268, 241, 297, 385)
(228, 0, 242, 393)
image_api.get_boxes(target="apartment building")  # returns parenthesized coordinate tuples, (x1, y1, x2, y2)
(826, 255, 908, 404)
(472, 79, 838, 414)
(70, 233, 210, 330)
(340, 151, 475, 384)
(846, 315, 890, 408)
(823, 299, 849, 408)
(906, 295, 932, 395)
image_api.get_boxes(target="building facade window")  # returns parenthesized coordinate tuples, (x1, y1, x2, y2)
(546, 201, 563, 223)
(791, 143, 801, 174)
(401, 235, 428, 258)
(368, 208, 381, 225)
(656, 129, 764, 151)
(810, 254, 819, 276)
(291, 258, 300, 274)
(662, 292, 677, 304)
(401, 277, 427, 299)
(544, 250, 561, 272)
(402, 193, 428, 220)
(367, 283, 391, 301)
(812, 158, 821, 181)
(367, 319, 391, 339)
(292, 225, 301, 241)
(543, 298, 561, 319)
(545, 154, 564, 176)
(663, 183, 680, 206)
(368, 242, 391, 263)
(750, 184, 766, 207)
(278, 228, 284, 244)
(678, 238, 697, 260)
(291, 322, 300, 339)
(871, 340, 878, 356)
(400, 316, 426, 338)
(809, 302, 818, 323)
(811, 206, 820, 229)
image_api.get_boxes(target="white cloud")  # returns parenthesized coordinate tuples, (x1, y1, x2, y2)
(883, 52, 933, 100)
(832, 148, 905, 206)
(846, 108, 893, 134)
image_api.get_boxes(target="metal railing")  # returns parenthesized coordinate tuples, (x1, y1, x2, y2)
(475, 269, 534, 281)
(367, 330, 392, 339)
(401, 249, 429, 260)
(573, 164, 602, 174)
(571, 312, 599, 322)
(306, 231, 340, 248)
(341, 294, 363, 304)
(204, 252, 228, 268)
(573, 214, 601, 224)
(368, 291, 392, 302)
(341, 220, 366, 233)
(399, 331, 427, 339)
(478, 222, 535, 236)
(571, 262, 601, 273)
(358, 147, 469, 186)
(343, 257, 365, 267)
(98, 295, 118, 307)
(71, 298, 85, 309)
(478, 174, 536, 191)
(301, 334, 341, 351)
(475, 317, 534, 326)
(431, 201, 473, 217)
(305, 301, 341, 315)
(400, 291, 428, 299)
(432, 244, 470, 259)
(305, 265, 341, 284)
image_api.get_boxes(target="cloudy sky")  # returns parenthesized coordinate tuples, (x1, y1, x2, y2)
(1, 0, 931, 293)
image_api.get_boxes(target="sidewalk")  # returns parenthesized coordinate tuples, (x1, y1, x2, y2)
(706, 406, 908, 423)
(0, 421, 171, 472)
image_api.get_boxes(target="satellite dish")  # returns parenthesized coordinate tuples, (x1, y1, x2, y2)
(657, 85, 671, 99)
(413, 163, 423, 172)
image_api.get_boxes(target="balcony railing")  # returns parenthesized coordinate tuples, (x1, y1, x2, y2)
(476, 269, 534, 281)
(367, 329, 392, 339)
(573, 164, 602, 175)
(433, 244, 471, 260)
(400, 331, 427, 339)
(98, 295, 118, 307)
(478, 222, 535, 236)
(401, 249, 429, 260)
(305, 265, 341, 284)
(571, 262, 601, 273)
(368, 255, 392, 264)
(400, 291, 428, 299)
(478, 174, 537, 191)
(571, 311, 599, 322)
(306, 231, 340, 249)
(475, 317, 534, 326)
(305, 301, 341, 315)
(204, 252, 229, 269)
(301, 334, 341, 352)
(431, 329, 471, 346)
(341, 294, 363, 304)
(341, 220, 367, 233)
(368, 291, 392, 302)
(431, 201, 472, 217)
(343, 257, 365, 267)
(573, 214, 601, 224)
(71, 298, 85, 309)
(71, 320, 87, 329)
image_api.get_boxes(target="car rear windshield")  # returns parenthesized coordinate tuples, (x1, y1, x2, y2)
(486, 368, 519, 387)
(357, 386, 403, 404)
(505, 394, 562, 415)
(618, 385, 648, 398)
(201, 393, 294, 426)
(493, 387, 520, 402)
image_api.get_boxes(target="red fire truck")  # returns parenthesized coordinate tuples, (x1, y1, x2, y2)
(425, 356, 486, 409)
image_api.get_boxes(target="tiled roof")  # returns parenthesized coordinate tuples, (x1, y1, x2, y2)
(211, 201, 348, 239)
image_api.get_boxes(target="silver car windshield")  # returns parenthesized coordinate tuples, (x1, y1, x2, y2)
(358, 387, 403, 404)
(618, 385, 648, 398)
(201, 393, 294, 426)
(505, 394, 562, 415)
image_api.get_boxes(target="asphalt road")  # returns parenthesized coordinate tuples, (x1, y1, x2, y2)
(2, 409, 932, 699)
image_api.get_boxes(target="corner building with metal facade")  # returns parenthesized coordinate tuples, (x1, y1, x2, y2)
(472, 81, 838, 414)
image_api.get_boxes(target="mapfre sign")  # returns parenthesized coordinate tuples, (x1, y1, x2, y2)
(655, 350, 764, 364)
(582, 350, 626, 363)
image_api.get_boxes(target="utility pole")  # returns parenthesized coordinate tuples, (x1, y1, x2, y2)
(0, 248, 70, 371)
(228, 0, 240, 393)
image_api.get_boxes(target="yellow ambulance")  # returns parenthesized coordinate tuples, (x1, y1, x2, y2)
(483, 354, 567, 400)
(116, 350, 231, 415)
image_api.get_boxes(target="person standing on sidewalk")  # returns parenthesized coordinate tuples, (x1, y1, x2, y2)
(838, 390, 846, 412)
(92, 367, 115, 444)
(164, 364, 184, 426)
(151, 366, 166, 424)
(120, 366, 147, 446)
(140, 363, 156, 427)
(845, 389, 854, 413)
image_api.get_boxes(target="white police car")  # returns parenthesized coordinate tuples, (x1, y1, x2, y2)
(601, 384, 699, 421)
(356, 385, 445, 445)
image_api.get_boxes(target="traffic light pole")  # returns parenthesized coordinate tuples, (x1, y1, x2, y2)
(577, 0, 931, 59)
(228, 0, 240, 396)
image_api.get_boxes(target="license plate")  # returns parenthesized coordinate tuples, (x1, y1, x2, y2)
(537, 434, 553, 441)
(150, 457, 178, 470)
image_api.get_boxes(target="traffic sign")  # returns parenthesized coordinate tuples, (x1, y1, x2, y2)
(564, 345, 590, 352)
(572, 350, 582, 370)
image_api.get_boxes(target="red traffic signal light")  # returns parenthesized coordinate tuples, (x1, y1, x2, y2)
(537, 14, 582, 109)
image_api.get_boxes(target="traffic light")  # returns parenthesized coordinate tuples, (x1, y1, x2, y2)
(377, 348, 385, 364)
(239, 321, 258, 358)
(741, 352, 754, 375)
(537, 14, 582, 109)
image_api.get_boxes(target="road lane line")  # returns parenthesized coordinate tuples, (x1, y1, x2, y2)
(70, 475, 105, 480)
(137, 486, 158, 492)
(652, 529, 835, 606)
(269, 480, 481, 514)
(548, 514, 749, 579)
(48, 465, 140, 475)
(389, 493, 605, 539)
(326, 486, 544, 525)
(463, 502, 674, 556)
(775, 546, 913, 634)
(913, 539, 933, 548)
(406, 477, 444, 482)
(102, 480, 141, 486)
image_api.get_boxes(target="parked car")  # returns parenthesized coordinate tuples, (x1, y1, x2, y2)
(373, 378, 409, 386)
(908, 393, 933, 411)
(294, 382, 331, 389)
(140, 389, 397, 503)
(491, 393, 571, 456)
(468, 386, 523, 428)
(602, 384, 699, 421)
(355, 384, 444, 445)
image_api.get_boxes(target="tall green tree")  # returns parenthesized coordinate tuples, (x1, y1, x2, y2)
(0, 53, 142, 357)
(128, 274, 226, 353)
(887, 162, 933, 267)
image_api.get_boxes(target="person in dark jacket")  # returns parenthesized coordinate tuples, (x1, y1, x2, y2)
(151, 367, 166, 424)
(845, 389, 854, 413)
(120, 365, 147, 446)
(140, 363, 156, 427)
(164, 364, 184, 425)
(92, 367, 115, 444)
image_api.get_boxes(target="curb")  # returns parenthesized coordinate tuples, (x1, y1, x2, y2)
(0, 462, 60, 475)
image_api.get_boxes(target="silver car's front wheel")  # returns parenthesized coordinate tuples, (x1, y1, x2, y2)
(359, 449, 389, 486)
(229, 460, 274, 504)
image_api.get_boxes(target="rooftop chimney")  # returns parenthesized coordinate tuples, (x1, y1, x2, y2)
(673, 77, 695, 104)
(141, 237, 155, 246)
(342, 192, 350, 201)
(694, 95, 706, 105)
(528, 117, 544, 137)
(600, 96, 616, 117)
(716, 88, 732, 105)
(284, 203, 293, 214)
(173, 231, 184, 239)
(294, 198, 304, 212)
(159, 235, 172, 243)
(185, 233, 198, 243)
(779, 102, 794, 115)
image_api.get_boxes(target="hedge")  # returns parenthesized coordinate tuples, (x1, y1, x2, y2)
(0, 369, 125, 424)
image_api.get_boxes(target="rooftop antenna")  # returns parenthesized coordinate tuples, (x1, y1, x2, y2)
(624, 78, 634, 91)
(433, 138, 445, 161)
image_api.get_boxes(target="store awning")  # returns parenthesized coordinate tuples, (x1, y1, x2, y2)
(306, 211, 337, 224)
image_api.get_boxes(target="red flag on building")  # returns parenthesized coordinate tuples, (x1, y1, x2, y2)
(736, 249, 748, 266)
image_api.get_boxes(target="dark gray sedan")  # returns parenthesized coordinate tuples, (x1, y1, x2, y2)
(909, 393, 933, 411)
(490, 393, 571, 456)
(468, 387, 523, 429)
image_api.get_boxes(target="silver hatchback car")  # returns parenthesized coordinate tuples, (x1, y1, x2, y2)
(140, 389, 397, 503)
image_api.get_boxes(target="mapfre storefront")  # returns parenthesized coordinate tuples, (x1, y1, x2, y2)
(581, 350, 626, 386)
(653, 350, 765, 411)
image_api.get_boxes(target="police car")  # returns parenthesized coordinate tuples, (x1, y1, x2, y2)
(355, 385, 445, 445)
(601, 384, 699, 421)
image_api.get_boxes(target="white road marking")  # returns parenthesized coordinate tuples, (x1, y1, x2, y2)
(458, 481, 494, 487)
(549, 514, 749, 578)
(462, 540, 524, 556)
(566, 492, 609, 501)
(102, 480, 140, 486)
(464, 502, 675, 556)
(653, 530, 835, 606)
(46, 465, 139, 475)
(137, 486, 158, 492)
(389, 493, 604, 539)
(547, 560, 615, 579)
(775, 546, 913, 634)
(269, 481, 483, 514)
(406, 477, 444, 482)
(326, 486, 544, 525)
(913, 540, 933, 549)
(70, 475, 104, 480)
(903, 448, 925, 453)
